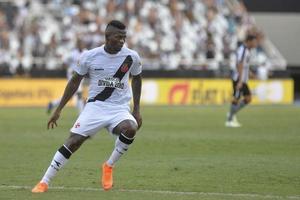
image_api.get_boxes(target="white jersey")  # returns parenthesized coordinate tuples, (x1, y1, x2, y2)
(232, 44, 251, 83)
(74, 45, 142, 106)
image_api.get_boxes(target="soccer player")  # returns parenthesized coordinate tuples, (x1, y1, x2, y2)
(225, 34, 257, 127)
(32, 20, 142, 193)
(47, 39, 86, 114)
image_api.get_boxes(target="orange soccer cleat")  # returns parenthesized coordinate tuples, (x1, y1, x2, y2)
(101, 162, 113, 191)
(31, 182, 48, 193)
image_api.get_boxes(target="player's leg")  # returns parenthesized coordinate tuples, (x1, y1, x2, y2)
(231, 83, 251, 115)
(33, 102, 104, 193)
(106, 120, 137, 166)
(226, 98, 242, 127)
(226, 83, 251, 126)
(102, 119, 138, 190)
(235, 94, 251, 112)
(40, 134, 87, 184)
(227, 80, 242, 124)
(32, 133, 88, 193)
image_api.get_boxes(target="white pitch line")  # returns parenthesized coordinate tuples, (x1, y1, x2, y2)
(0, 185, 299, 199)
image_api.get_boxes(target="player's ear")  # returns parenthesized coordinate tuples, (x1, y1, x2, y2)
(105, 33, 110, 41)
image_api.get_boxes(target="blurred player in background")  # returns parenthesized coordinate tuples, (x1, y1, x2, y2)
(47, 39, 86, 114)
(32, 20, 142, 193)
(226, 34, 258, 127)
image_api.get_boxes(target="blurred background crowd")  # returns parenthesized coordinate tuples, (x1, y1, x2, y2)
(0, 0, 276, 77)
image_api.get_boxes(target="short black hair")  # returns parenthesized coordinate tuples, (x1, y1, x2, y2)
(246, 34, 257, 41)
(107, 20, 126, 30)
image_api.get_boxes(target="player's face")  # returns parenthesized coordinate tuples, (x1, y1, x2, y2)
(249, 39, 258, 49)
(108, 31, 126, 52)
(77, 40, 85, 50)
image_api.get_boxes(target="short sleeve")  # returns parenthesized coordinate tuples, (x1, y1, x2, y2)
(130, 52, 142, 76)
(74, 51, 89, 75)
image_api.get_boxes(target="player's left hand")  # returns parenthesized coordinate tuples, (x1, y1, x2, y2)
(47, 111, 60, 129)
(132, 110, 142, 129)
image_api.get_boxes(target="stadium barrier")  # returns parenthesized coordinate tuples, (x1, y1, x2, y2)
(0, 79, 72, 107)
(0, 78, 294, 107)
(142, 79, 294, 105)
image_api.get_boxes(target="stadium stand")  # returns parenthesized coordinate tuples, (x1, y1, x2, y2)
(0, 0, 286, 77)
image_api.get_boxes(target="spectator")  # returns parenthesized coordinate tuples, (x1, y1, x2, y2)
(0, 0, 268, 76)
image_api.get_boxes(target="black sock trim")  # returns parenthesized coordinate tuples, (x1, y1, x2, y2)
(119, 133, 134, 145)
(58, 145, 72, 159)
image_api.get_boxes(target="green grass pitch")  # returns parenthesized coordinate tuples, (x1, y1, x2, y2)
(0, 105, 299, 200)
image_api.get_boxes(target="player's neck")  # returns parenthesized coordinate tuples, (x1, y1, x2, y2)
(244, 43, 251, 50)
(104, 45, 119, 54)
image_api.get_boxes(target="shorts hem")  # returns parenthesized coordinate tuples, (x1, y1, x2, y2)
(70, 130, 91, 137)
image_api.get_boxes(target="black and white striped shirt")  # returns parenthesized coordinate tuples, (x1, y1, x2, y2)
(232, 44, 251, 83)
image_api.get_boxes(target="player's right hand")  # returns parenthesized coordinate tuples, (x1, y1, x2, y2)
(47, 111, 60, 129)
(236, 82, 243, 90)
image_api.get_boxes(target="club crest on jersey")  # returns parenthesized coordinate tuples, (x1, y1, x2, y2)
(75, 122, 80, 128)
(121, 64, 129, 73)
(98, 77, 124, 89)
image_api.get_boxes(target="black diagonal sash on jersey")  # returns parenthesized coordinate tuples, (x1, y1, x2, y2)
(88, 55, 133, 102)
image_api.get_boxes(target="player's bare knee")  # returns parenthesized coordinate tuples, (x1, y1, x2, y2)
(244, 96, 252, 104)
(124, 125, 137, 138)
(114, 120, 137, 138)
(121, 122, 137, 138)
(232, 99, 239, 105)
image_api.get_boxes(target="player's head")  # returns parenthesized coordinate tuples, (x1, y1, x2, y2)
(105, 20, 127, 53)
(245, 34, 258, 49)
(76, 39, 85, 51)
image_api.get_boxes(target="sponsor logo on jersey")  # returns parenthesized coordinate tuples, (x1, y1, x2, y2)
(98, 77, 124, 89)
(121, 64, 129, 73)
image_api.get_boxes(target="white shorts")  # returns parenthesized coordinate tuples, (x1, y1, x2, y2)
(70, 101, 137, 137)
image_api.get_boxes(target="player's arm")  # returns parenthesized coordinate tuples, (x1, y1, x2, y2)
(131, 74, 142, 129)
(47, 72, 84, 129)
(249, 70, 256, 79)
(236, 59, 244, 90)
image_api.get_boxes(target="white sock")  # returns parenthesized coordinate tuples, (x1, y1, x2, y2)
(106, 134, 134, 167)
(41, 145, 72, 185)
